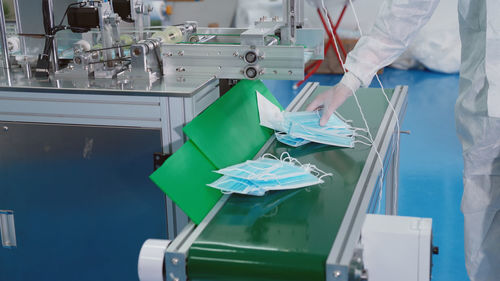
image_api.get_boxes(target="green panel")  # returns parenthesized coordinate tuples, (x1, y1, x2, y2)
(149, 140, 222, 224)
(187, 87, 394, 281)
(183, 80, 283, 169)
(151, 80, 283, 224)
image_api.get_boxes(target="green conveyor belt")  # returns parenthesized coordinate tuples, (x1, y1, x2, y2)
(186, 86, 394, 281)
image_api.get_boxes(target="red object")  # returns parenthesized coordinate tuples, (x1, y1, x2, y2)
(294, 5, 348, 89)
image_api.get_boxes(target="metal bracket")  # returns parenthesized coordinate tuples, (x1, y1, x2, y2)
(219, 79, 240, 96)
(154, 152, 171, 171)
(165, 251, 187, 281)
(0, 210, 17, 249)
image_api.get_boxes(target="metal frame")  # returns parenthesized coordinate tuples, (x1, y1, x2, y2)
(0, 0, 10, 71)
(325, 85, 408, 281)
(0, 78, 220, 240)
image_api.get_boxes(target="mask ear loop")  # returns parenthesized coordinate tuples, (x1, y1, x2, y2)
(262, 153, 279, 160)
(308, 164, 333, 180)
(354, 133, 373, 144)
(354, 140, 373, 147)
(334, 111, 353, 124)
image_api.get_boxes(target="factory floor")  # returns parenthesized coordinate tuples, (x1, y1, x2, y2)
(264, 68, 469, 281)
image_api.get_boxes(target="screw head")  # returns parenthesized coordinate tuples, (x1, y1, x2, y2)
(3, 126, 8, 132)
(333, 270, 341, 278)
(171, 257, 179, 265)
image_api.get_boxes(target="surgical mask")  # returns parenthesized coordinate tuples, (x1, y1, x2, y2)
(283, 111, 349, 129)
(275, 132, 311, 147)
(281, 111, 357, 148)
(207, 176, 266, 196)
(216, 157, 310, 181)
(207, 153, 332, 196)
(289, 122, 355, 148)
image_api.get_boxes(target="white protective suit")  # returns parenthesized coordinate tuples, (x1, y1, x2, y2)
(333, 0, 500, 280)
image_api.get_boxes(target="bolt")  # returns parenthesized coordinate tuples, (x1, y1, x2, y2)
(288, 70, 293, 75)
(218, 65, 222, 70)
(171, 257, 179, 265)
(166, 52, 173, 57)
(233, 52, 239, 57)
(333, 271, 341, 278)
(133, 48, 142, 57)
(173, 278, 179, 281)
(273, 70, 278, 74)
(176, 67, 186, 72)
(3, 126, 8, 132)
(178, 51, 184, 56)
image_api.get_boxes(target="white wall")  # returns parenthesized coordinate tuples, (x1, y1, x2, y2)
(151, 0, 239, 27)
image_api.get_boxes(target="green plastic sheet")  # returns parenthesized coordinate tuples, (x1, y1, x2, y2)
(149, 140, 222, 224)
(150, 80, 283, 224)
(183, 79, 283, 168)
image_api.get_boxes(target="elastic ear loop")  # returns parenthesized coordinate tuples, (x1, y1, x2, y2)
(354, 133, 373, 144)
(262, 153, 279, 160)
(335, 111, 353, 124)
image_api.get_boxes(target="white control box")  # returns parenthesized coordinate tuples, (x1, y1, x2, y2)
(361, 214, 433, 281)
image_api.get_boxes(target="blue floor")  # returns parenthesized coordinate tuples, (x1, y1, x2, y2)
(265, 68, 469, 281)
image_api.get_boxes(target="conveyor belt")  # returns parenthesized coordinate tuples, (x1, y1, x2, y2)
(165, 83, 408, 281)
(188, 85, 393, 281)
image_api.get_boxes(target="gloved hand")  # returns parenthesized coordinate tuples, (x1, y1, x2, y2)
(306, 72, 361, 126)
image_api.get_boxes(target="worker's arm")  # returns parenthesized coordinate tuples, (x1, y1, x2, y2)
(307, 0, 440, 125)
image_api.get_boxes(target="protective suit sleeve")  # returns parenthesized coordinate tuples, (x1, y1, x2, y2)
(344, 0, 440, 87)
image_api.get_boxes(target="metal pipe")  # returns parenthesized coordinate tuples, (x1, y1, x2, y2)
(13, 0, 31, 78)
(47, 0, 59, 71)
(0, 0, 11, 71)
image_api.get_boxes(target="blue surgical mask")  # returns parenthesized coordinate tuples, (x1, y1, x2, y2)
(216, 156, 311, 181)
(278, 111, 356, 148)
(207, 153, 332, 196)
(275, 132, 311, 147)
(289, 122, 355, 148)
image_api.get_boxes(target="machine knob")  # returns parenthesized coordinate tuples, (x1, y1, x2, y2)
(244, 50, 258, 64)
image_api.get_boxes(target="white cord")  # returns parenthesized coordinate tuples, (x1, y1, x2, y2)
(348, 0, 401, 212)
(321, 0, 392, 213)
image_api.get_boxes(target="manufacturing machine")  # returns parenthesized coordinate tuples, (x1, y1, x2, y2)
(2, 0, 323, 84)
(0, 0, 323, 242)
(0, 1, 436, 280)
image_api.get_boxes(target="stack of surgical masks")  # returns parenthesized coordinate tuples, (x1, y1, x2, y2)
(257, 91, 364, 148)
(207, 153, 332, 196)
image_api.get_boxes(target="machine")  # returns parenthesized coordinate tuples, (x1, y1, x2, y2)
(0, 0, 323, 245)
(0, 1, 436, 280)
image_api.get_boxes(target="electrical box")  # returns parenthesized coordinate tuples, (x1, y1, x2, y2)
(361, 214, 433, 281)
